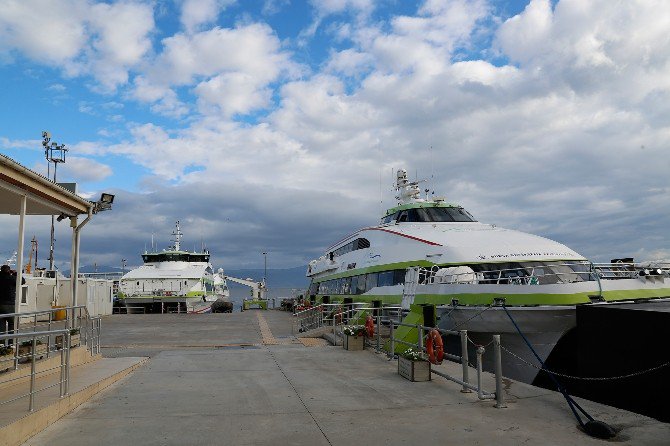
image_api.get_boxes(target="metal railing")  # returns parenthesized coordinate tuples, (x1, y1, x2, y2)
(1, 305, 102, 370)
(384, 321, 504, 408)
(293, 302, 403, 334)
(419, 261, 670, 287)
(0, 329, 71, 412)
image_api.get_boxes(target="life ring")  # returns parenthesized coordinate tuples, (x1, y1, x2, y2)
(425, 329, 444, 364)
(365, 315, 375, 338)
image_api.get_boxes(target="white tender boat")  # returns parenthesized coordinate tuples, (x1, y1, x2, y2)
(306, 169, 670, 383)
(119, 221, 229, 313)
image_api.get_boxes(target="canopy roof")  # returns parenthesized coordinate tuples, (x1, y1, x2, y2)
(0, 153, 92, 216)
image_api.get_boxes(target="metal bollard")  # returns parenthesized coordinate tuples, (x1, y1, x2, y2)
(460, 330, 471, 393)
(493, 335, 506, 408)
(476, 346, 485, 400)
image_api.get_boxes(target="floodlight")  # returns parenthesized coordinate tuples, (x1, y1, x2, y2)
(100, 193, 115, 204)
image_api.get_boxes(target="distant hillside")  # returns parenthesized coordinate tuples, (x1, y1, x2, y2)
(224, 265, 308, 288)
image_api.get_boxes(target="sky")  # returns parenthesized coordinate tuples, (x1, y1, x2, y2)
(0, 0, 669, 273)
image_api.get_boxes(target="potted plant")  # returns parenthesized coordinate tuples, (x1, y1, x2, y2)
(342, 325, 366, 350)
(0, 345, 14, 371)
(56, 328, 81, 349)
(398, 347, 431, 382)
(18, 339, 47, 361)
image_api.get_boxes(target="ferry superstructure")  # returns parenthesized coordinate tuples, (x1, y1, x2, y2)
(119, 221, 229, 313)
(306, 169, 670, 383)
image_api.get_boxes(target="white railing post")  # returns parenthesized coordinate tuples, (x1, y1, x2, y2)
(460, 330, 471, 393)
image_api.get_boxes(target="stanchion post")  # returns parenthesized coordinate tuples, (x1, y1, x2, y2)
(493, 335, 506, 408)
(376, 314, 381, 352)
(417, 324, 423, 351)
(476, 346, 485, 400)
(29, 337, 37, 411)
(460, 330, 471, 392)
(389, 320, 395, 358)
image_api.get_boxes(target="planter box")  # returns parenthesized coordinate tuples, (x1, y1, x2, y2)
(398, 356, 431, 382)
(56, 333, 81, 349)
(18, 343, 48, 361)
(0, 351, 15, 371)
(343, 334, 364, 351)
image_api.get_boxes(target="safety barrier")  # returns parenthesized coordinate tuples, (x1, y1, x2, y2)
(0, 329, 71, 412)
(0, 304, 101, 370)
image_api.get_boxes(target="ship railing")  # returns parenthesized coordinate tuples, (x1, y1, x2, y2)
(420, 262, 670, 286)
(293, 304, 324, 333)
(386, 321, 505, 408)
(0, 329, 72, 413)
(592, 262, 670, 280)
(1, 305, 102, 368)
(420, 262, 593, 286)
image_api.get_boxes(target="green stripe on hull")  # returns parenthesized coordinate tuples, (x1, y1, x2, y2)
(317, 287, 670, 306)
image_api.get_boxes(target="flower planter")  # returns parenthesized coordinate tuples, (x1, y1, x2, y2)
(0, 350, 15, 371)
(398, 356, 431, 382)
(18, 343, 47, 362)
(56, 333, 81, 349)
(343, 334, 364, 351)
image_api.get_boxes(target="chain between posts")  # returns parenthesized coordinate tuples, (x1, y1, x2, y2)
(500, 346, 670, 381)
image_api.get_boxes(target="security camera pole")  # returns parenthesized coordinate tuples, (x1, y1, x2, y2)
(43, 131, 68, 271)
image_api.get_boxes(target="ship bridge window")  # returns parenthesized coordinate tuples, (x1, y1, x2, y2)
(410, 207, 477, 222)
(333, 238, 370, 257)
(381, 212, 399, 224)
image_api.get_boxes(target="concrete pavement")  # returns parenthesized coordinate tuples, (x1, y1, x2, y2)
(23, 311, 670, 445)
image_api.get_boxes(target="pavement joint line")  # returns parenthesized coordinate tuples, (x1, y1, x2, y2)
(265, 347, 333, 446)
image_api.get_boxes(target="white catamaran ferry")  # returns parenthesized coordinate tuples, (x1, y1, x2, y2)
(306, 169, 670, 383)
(119, 221, 229, 313)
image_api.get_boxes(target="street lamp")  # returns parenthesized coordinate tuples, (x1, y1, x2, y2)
(43, 131, 68, 271)
(121, 259, 127, 276)
(262, 252, 267, 284)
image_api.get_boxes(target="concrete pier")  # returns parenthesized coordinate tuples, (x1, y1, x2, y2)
(22, 311, 670, 445)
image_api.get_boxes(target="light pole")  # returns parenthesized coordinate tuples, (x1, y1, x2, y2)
(43, 131, 68, 271)
(121, 259, 127, 276)
(262, 252, 267, 284)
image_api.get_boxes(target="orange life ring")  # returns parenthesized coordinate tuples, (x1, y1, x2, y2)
(425, 329, 444, 364)
(365, 315, 375, 338)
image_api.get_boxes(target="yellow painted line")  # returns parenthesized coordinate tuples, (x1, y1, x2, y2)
(256, 312, 279, 345)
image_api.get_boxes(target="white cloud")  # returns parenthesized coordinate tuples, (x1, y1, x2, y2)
(133, 23, 297, 117)
(180, 0, 236, 34)
(57, 156, 113, 183)
(0, 0, 154, 91)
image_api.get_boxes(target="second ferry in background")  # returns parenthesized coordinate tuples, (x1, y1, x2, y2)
(118, 221, 229, 313)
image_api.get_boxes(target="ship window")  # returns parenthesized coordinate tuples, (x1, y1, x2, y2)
(381, 212, 399, 224)
(365, 273, 378, 291)
(184, 280, 187, 285)
(354, 275, 366, 294)
(377, 271, 394, 287)
(397, 211, 408, 222)
(393, 269, 406, 285)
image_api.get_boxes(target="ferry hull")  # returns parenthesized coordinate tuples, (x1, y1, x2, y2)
(438, 305, 575, 384)
(120, 297, 212, 314)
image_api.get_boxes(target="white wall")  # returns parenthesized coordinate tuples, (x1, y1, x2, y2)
(22, 275, 114, 316)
